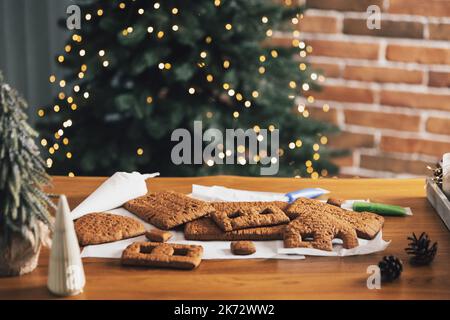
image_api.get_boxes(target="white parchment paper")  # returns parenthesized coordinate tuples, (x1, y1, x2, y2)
(77, 178, 390, 260)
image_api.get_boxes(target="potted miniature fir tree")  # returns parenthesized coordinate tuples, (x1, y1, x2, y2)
(0, 72, 54, 276)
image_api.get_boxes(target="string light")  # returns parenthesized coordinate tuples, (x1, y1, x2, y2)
(42, 4, 321, 178)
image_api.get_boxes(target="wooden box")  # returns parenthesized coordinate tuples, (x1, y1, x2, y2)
(426, 177, 450, 231)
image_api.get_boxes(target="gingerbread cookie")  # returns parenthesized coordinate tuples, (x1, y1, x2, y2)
(210, 204, 289, 232)
(327, 197, 344, 208)
(145, 229, 173, 243)
(123, 191, 214, 230)
(287, 198, 384, 239)
(212, 201, 289, 213)
(184, 217, 286, 241)
(121, 242, 203, 270)
(231, 241, 256, 255)
(284, 212, 359, 251)
(75, 212, 145, 246)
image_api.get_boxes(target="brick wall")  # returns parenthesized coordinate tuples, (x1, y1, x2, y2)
(284, 0, 450, 177)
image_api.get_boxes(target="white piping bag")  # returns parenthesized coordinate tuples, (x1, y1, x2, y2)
(71, 172, 159, 220)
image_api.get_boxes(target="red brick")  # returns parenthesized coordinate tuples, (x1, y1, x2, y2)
(344, 110, 420, 131)
(426, 117, 450, 135)
(343, 18, 423, 39)
(380, 90, 450, 112)
(308, 39, 379, 60)
(299, 15, 338, 34)
(332, 155, 354, 167)
(306, 0, 385, 12)
(380, 136, 450, 157)
(309, 106, 339, 124)
(329, 131, 375, 149)
(312, 62, 341, 78)
(343, 65, 423, 84)
(429, 71, 450, 87)
(429, 23, 450, 41)
(389, 0, 450, 18)
(386, 45, 450, 65)
(314, 85, 374, 104)
(360, 154, 432, 175)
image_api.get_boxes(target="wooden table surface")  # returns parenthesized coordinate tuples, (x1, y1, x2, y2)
(1, 176, 449, 300)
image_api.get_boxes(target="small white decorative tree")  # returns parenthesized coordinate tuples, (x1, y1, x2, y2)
(0, 72, 54, 276)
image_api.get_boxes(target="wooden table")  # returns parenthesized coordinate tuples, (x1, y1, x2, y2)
(1, 176, 449, 300)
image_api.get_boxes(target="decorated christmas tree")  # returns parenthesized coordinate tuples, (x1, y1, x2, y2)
(38, 0, 339, 177)
(0, 72, 53, 276)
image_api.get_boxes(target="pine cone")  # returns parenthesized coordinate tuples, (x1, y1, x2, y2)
(405, 232, 438, 266)
(378, 255, 403, 282)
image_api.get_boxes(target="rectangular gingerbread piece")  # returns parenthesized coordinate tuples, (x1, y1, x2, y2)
(121, 242, 203, 270)
(210, 202, 290, 232)
(123, 191, 214, 230)
(145, 229, 173, 243)
(184, 217, 286, 241)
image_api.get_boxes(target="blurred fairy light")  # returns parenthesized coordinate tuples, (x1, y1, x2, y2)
(43, 3, 325, 178)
